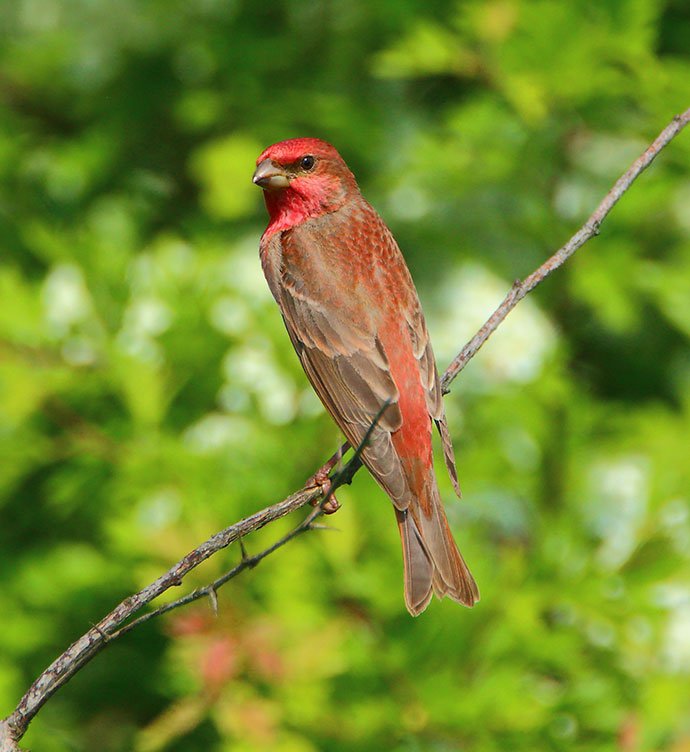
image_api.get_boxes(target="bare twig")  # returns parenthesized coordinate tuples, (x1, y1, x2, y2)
(0, 486, 320, 751)
(108, 505, 324, 641)
(1, 108, 688, 752)
(441, 107, 690, 390)
(0, 399, 390, 748)
(104, 401, 392, 641)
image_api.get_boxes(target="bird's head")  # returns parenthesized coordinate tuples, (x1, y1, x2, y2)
(253, 138, 358, 234)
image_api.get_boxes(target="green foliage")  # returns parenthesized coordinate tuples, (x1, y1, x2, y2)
(1, 0, 690, 750)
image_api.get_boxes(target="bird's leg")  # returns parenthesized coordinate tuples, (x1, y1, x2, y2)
(306, 441, 350, 514)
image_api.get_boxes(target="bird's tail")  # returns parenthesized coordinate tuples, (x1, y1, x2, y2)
(395, 477, 479, 616)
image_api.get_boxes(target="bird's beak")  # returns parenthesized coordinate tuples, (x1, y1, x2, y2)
(252, 159, 290, 191)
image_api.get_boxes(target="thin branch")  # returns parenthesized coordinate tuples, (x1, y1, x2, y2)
(1, 108, 689, 752)
(0, 399, 389, 748)
(0, 486, 321, 750)
(104, 401, 392, 640)
(441, 107, 690, 390)
(109, 505, 324, 640)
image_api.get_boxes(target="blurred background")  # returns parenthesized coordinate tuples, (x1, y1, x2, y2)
(1, 1, 690, 750)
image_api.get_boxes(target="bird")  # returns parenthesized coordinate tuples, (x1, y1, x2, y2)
(253, 137, 478, 615)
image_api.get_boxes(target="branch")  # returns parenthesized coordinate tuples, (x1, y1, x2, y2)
(107, 400, 390, 641)
(441, 108, 690, 389)
(0, 399, 391, 749)
(2, 108, 689, 752)
(0, 486, 322, 751)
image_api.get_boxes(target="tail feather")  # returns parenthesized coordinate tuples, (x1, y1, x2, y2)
(395, 508, 434, 616)
(396, 478, 478, 616)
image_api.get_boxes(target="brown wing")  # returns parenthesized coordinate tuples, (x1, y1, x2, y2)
(260, 211, 414, 509)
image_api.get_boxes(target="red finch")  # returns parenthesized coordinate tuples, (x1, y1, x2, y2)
(253, 138, 478, 615)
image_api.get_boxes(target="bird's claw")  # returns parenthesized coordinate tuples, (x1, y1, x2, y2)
(305, 444, 347, 514)
(306, 468, 341, 514)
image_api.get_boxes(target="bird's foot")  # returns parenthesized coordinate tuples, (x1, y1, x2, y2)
(305, 444, 348, 515)
(307, 470, 340, 514)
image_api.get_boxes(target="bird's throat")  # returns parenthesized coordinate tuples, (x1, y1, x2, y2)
(261, 176, 346, 241)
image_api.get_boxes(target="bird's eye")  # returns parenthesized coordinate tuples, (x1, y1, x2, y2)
(300, 155, 315, 171)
